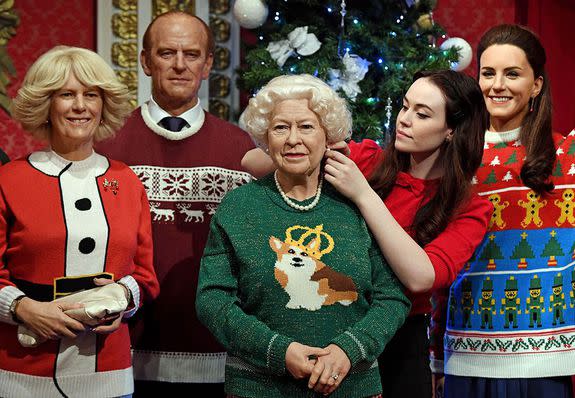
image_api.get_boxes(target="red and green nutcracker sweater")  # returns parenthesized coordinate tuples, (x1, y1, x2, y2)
(433, 128, 575, 378)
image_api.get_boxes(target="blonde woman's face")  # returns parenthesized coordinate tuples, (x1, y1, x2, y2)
(267, 98, 327, 178)
(49, 72, 103, 154)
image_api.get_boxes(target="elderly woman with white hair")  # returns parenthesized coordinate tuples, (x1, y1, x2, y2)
(0, 46, 159, 397)
(196, 74, 410, 398)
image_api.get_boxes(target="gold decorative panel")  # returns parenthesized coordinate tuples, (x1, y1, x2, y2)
(153, 0, 195, 17)
(210, 17, 230, 42)
(209, 74, 230, 97)
(210, 0, 230, 15)
(112, 42, 138, 68)
(112, 12, 137, 40)
(108, 1, 138, 107)
(213, 46, 230, 70)
(209, 99, 230, 121)
(113, 0, 137, 11)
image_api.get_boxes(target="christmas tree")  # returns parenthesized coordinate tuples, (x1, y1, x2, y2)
(236, 0, 460, 143)
(479, 234, 505, 270)
(541, 230, 565, 266)
(510, 232, 535, 269)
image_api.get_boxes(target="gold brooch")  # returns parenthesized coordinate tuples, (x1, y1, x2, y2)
(103, 178, 119, 195)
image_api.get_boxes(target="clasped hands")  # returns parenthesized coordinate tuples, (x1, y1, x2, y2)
(285, 342, 351, 396)
(15, 278, 130, 344)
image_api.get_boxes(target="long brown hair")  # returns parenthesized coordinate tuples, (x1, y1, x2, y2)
(477, 24, 554, 195)
(369, 70, 488, 246)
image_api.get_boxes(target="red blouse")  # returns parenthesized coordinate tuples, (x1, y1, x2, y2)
(349, 140, 493, 315)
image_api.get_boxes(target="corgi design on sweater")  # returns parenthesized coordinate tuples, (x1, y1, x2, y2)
(269, 224, 358, 311)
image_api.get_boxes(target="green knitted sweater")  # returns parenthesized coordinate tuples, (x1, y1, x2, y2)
(196, 174, 410, 397)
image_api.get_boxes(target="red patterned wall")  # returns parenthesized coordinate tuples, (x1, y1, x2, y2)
(434, 0, 516, 77)
(0, 0, 95, 160)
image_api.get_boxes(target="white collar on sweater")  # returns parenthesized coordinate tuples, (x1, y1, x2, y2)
(485, 127, 521, 145)
(29, 148, 109, 177)
(141, 99, 205, 141)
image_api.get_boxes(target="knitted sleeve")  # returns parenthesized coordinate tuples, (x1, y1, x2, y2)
(196, 214, 295, 375)
(426, 194, 493, 290)
(120, 183, 159, 318)
(348, 139, 384, 179)
(0, 177, 25, 325)
(330, 243, 410, 367)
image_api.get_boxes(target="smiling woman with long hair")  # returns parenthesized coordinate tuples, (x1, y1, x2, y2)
(437, 24, 575, 398)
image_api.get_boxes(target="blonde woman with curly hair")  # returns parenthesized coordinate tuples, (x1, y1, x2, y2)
(0, 46, 159, 397)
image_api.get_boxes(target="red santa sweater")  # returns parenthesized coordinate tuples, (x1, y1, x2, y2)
(0, 150, 159, 397)
(97, 104, 254, 383)
(349, 140, 492, 315)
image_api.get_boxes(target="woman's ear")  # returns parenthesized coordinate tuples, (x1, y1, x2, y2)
(445, 128, 454, 142)
(532, 75, 544, 98)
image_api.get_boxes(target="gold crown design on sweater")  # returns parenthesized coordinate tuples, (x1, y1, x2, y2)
(285, 224, 334, 259)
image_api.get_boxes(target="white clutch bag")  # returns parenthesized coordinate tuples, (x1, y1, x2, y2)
(18, 283, 129, 347)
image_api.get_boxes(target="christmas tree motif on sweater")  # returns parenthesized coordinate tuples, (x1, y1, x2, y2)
(568, 139, 575, 155)
(483, 170, 497, 185)
(553, 161, 564, 177)
(511, 232, 535, 269)
(504, 151, 518, 165)
(478, 277, 495, 329)
(479, 234, 504, 270)
(461, 278, 473, 328)
(568, 163, 575, 176)
(488, 193, 509, 229)
(494, 142, 507, 149)
(501, 276, 521, 329)
(269, 224, 358, 311)
(526, 275, 545, 328)
(518, 190, 547, 227)
(554, 188, 575, 226)
(549, 273, 566, 325)
(541, 230, 565, 267)
(502, 171, 514, 182)
(490, 156, 501, 166)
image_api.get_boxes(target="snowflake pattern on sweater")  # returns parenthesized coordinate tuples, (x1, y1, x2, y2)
(444, 130, 575, 378)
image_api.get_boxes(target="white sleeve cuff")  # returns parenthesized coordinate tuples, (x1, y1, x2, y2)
(0, 286, 27, 325)
(118, 275, 140, 318)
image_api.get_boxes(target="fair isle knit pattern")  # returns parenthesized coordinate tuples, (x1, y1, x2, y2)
(444, 129, 575, 378)
(96, 106, 255, 383)
(196, 175, 411, 398)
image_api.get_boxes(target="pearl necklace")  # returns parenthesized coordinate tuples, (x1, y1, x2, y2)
(274, 171, 323, 211)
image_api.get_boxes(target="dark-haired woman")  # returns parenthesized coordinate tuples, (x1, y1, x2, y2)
(434, 24, 575, 398)
(323, 70, 492, 398)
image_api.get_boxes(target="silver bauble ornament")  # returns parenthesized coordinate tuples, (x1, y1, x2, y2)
(233, 0, 269, 29)
(440, 37, 472, 71)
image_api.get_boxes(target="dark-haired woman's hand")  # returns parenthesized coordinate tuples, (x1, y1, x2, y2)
(324, 149, 373, 204)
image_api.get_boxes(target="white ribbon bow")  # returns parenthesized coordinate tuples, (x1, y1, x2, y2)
(328, 51, 371, 101)
(267, 26, 322, 67)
